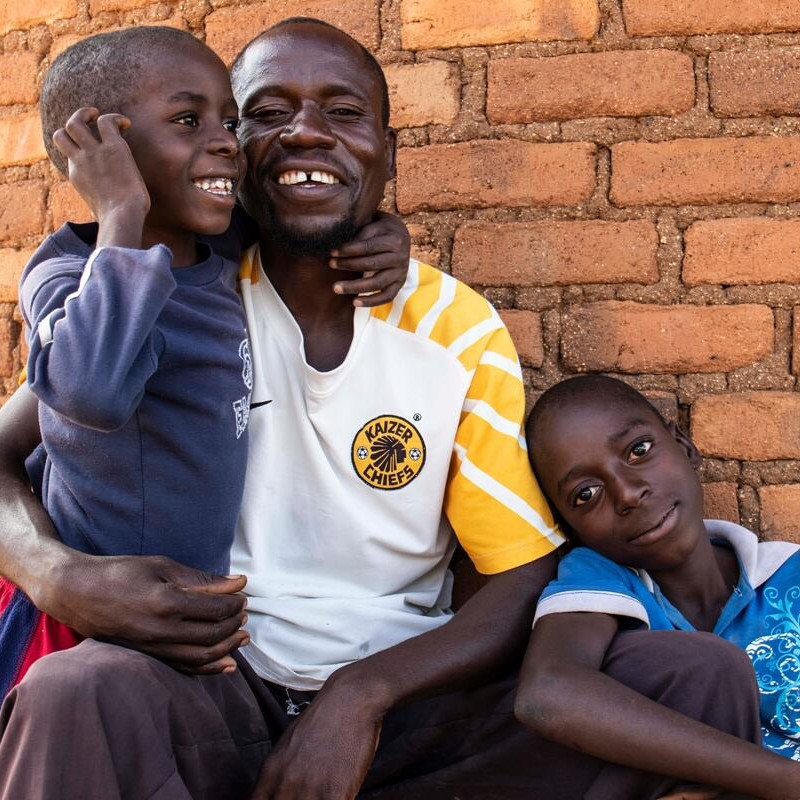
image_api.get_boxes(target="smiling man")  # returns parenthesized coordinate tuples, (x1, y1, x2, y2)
(0, 17, 763, 800)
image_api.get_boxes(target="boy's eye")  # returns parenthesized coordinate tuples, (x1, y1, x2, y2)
(174, 113, 198, 127)
(223, 119, 239, 133)
(629, 440, 653, 461)
(573, 485, 600, 507)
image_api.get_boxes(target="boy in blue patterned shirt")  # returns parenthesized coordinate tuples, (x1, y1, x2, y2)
(518, 374, 800, 799)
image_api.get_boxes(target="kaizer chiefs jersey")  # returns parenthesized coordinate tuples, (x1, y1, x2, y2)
(233, 245, 563, 690)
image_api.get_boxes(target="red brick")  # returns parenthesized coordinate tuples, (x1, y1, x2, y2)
(89, 0, 156, 10)
(0, 320, 15, 377)
(710, 48, 800, 118)
(792, 308, 800, 376)
(49, 181, 93, 229)
(206, 1, 379, 65)
(396, 140, 595, 214)
(452, 220, 657, 287)
(562, 302, 773, 374)
(760, 484, 800, 543)
(499, 310, 543, 367)
(0, 0, 78, 34)
(684, 218, 800, 287)
(0, 52, 39, 106)
(488, 50, 693, 123)
(401, 0, 600, 50)
(692, 392, 800, 461)
(702, 482, 739, 523)
(0, 114, 47, 168)
(385, 62, 459, 129)
(0, 181, 47, 243)
(611, 137, 800, 207)
(622, 0, 800, 36)
(0, 248, 34, 303)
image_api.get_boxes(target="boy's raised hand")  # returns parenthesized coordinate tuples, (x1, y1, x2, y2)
(52, 107, 150, 249)
(329, 212, 410, 307)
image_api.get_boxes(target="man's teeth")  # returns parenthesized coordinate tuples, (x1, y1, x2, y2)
(278, 170, 340, 186)
(193, 177, 235, 195)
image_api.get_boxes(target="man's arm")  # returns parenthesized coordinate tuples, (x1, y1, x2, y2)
(516, 612, 800, 800)
(0, 385, 249, 673)
(253, 551, 557, 800)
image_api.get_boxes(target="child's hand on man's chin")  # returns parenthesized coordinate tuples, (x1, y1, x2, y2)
(329, 211, 410, 307)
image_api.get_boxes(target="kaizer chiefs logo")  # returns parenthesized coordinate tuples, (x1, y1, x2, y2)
(352, 415, 426, 490)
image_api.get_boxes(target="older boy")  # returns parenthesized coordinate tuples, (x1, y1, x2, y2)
(519, 375, 800, 799)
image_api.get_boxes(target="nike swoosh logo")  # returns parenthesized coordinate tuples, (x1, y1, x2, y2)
(250, 400, 273, 409)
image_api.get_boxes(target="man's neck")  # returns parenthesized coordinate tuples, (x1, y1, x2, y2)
(260, 238, 360, 372)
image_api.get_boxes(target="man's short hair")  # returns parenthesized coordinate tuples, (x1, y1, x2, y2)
(41, 26, 210, 175)
(230, 17, 391, 128)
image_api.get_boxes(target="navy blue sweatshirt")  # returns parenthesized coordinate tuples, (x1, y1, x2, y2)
(19, 223, 250, 574)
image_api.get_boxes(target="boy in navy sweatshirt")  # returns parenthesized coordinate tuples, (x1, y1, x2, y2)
(518, 375, 800, 799)
(1, 26, 408, 694)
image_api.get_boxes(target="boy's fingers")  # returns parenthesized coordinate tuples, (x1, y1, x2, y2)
(96, 113, 131, 140)
(352, 281, 405, 308)
(333, 269, 396, 296)
(52, 128, 80, 160)
(330, 235, 400, 262)
(330, 251, 408, 276)
(63, 107, 101, 148)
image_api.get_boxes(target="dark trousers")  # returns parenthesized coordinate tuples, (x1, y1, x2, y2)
(0, 630, 762, 800)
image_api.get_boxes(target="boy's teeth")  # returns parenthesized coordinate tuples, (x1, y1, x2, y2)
(278, 170, 340, 185)
(193, 177, 235, 195)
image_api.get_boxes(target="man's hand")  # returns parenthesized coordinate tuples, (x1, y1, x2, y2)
(53, 107, 150, 249)
(329, 212, 410, 307)
(38, 552, 248, 674)
(252, 681, 382, 800)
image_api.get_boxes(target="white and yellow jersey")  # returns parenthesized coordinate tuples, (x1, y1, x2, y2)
(233, 245, 563, 690)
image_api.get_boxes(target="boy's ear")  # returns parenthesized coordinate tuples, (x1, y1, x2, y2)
(667, 422, 702, 468)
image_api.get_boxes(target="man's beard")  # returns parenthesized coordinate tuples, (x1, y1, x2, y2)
(267, 211, 361, 258)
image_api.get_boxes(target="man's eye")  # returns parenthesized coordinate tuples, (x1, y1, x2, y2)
(329, 107, 360, 117)
(251, 108, 288, 121)
(174, 113, 198, 127)
(629, 441, 653, 461)
(223, 119, 239, 133)
(574, 486, 600, 506)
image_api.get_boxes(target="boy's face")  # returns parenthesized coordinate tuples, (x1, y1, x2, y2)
(534, 400, 706, 573)
(233, 23, 396, 253)
(120, 45, 245, 239)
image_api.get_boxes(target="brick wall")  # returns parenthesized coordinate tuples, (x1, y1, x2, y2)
(3, 0, 800, 540)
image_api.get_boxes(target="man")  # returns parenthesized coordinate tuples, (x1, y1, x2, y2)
(0, 18, 762, 800)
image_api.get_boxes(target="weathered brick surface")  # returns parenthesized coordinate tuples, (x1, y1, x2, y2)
(684, 218, 800, 287)
(0, 320, 15, 377)
(206, 0, 380, 64)
(0, 248, 32, 303)
(792, 308, 800, 377)
(0, 52, 39, 106)
(385, 62, 460, 129)
(702, 482, 739, 524)
(0, 0, 78, 34)
(760, 484, 800, 544)
(488, 50, 694, 123)
(611, 137, 800, 207)
(0, 114, 47, 168)
(562, 302, 773, 374)
(0, 182, 47, 243)
(49, 181, 92, 229)
(401, 0, 600, 50)
(452, 220, 657, 287)
(396, 141, 596, 213)
(499, 310, 543, 367)
(622, 0, 800, 36)
(89, 0, 155, 11)
(692, 393, 800, 461)
(710, 48, 800, 119)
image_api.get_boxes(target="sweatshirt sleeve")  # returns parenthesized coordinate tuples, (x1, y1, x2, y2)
(20, 244, 177, 432)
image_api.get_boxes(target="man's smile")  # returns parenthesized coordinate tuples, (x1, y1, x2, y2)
(278, 169, 340, 185)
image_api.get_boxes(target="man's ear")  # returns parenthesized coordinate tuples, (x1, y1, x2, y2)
(384, 127, 397, 179)
(668, 421, 702, 468)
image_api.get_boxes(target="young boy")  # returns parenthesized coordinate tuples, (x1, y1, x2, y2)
(0, 25, 409, 695)
(518, 374, 800, 799)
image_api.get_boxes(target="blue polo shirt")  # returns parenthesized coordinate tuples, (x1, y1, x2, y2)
(535, 520, 800, 759)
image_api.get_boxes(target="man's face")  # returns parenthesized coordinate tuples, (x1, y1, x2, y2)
(233, 24, 396, 256)
(534, 400, 707, 574)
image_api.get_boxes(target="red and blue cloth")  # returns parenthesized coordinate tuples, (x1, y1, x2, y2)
(0, 578, 81, 698)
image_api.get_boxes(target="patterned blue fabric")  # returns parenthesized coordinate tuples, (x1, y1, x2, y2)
(536, 521, 800, 759)
(0, 588, 39, 698)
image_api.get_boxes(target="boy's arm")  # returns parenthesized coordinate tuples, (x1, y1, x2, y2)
(0, 385, 248, 673)
(24, 109, 174, 431)
(517, 612, 800, 800)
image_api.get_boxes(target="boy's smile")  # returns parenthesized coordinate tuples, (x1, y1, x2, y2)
(233, 22, 396, 254)
(535, 400, 707, 573)
(118, 44, 245, 261)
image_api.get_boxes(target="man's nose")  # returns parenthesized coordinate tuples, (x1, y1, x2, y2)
(279, 104, 336, 149)
(610, 470, 649, 515)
